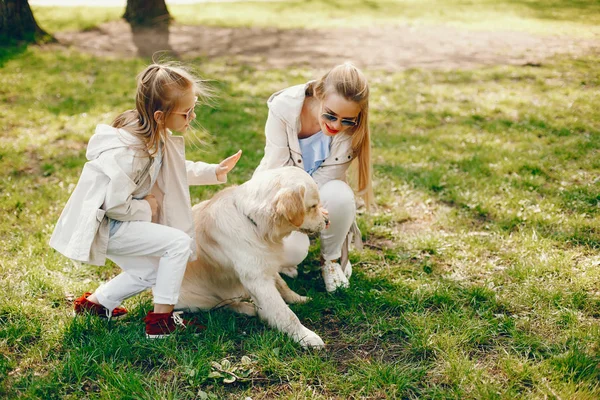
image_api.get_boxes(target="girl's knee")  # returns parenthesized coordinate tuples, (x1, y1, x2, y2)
(167, 232, 193, 256)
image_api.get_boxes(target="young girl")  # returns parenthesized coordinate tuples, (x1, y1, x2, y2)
(50, 63, 242, 338)
(253, 62, 373, 292)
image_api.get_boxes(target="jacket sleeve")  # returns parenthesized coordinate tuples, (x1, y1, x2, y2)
(185, 160, 223, 185)
(311, 163, 351, 188)
(99, 150, 153, 222)
(105, 195, 152, 222)
(254, 111, 293, 176)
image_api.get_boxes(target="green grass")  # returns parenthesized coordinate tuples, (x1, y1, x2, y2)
(32, 0, 600, 37)
(2, 2, 600, 398)
(1, 47, 599, 399)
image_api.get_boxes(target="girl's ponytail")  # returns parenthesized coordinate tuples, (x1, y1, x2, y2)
(112, 109, 139, 129)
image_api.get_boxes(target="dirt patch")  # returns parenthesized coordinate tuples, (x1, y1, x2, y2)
(53, 20, 600, 71)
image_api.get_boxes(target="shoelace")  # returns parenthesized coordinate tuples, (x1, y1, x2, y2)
(172, 311, 186, 328)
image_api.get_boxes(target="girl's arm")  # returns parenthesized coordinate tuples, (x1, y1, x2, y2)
(185, 160, 223, 185)
(105, 193, 153, 222)
(100, 150, 153, 222)
(186, 150, 242, 185)
(215, 150, 242, 182)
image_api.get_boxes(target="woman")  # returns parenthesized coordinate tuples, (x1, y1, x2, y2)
(253, 63, 373, 292)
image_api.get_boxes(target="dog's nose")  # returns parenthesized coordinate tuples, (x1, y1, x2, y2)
(324, 216, 330, 229)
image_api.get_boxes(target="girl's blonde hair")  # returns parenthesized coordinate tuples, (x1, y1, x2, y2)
(307, 63, 374, 208)
(112, 63, 211, 155)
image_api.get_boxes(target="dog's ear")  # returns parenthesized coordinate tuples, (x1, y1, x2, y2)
(274, 185, 306, 227)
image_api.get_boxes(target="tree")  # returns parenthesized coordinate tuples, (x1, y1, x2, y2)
(0, 0, 52, 44)
(124, 0, 171, 27)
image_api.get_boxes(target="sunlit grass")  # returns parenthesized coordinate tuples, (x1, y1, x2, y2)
(1, 43, 599, 398)
(32, 0, 600, 37)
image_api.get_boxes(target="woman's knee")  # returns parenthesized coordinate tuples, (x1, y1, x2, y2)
(283, 232, 309, 267)
(320, 180, 356, 214)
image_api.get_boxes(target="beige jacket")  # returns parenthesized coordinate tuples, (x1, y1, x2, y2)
(49, 124, 223, 266)
(253, 82, 355, 186)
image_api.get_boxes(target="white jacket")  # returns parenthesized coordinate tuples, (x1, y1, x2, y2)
(253, 82, 355, 187)
(49, 124, 223, 266)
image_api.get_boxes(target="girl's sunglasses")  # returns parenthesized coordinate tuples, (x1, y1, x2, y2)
(172, 97, 198, 121)
(321, 112, 358, 127)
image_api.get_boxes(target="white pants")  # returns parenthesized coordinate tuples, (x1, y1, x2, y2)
(283, 180, 356, 266)
(94, 221, 193, 311)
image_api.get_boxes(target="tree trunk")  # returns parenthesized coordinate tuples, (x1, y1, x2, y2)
(0, 0, 52, 44)
(123, 0, 171, 27)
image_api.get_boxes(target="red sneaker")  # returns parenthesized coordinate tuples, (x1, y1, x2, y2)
(143, 311, 206, 339)
(73, 292, 128, 320)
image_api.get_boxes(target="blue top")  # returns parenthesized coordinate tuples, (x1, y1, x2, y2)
(298, 131, 331, 176)
(108, 142, 163, 237)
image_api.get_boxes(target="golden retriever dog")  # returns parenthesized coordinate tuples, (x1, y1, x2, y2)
(176, 167, 328, 348)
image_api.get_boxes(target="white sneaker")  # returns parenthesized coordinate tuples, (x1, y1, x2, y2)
(321, 260, 349, 292)
(343, 260, 352, 279)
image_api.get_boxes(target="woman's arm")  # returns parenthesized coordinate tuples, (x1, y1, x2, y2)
(312, 162, 352, 188)
(254, 111, 293, 175)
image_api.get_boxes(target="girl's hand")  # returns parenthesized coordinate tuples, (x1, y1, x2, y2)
(216, 150, 242, 182)
(144, 194, 159, 222)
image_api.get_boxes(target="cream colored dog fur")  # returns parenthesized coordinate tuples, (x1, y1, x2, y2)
(176, 167, 328, 348)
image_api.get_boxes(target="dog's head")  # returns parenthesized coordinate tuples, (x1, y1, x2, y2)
(271, 168, 328, 234)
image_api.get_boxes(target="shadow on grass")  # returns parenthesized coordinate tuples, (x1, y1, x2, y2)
(0, 44, 29, 68)
(129, 20, 176, 59)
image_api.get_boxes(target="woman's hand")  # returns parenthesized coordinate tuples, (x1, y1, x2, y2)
(144, 194, 159, 222)
(216, 150, 242, 182)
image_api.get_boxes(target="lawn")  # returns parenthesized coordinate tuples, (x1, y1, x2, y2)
(1, 1, 599, 399)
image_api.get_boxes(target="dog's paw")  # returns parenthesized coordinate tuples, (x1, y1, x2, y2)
(285, 293, 310, 304)
(298, 328, 325, 349)
(280, 265, 299, 279)
(295, 295, 310, 304)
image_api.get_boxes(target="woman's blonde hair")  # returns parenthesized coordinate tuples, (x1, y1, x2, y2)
(308, 62, 374, 208)
(112, 63, 211, 155)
